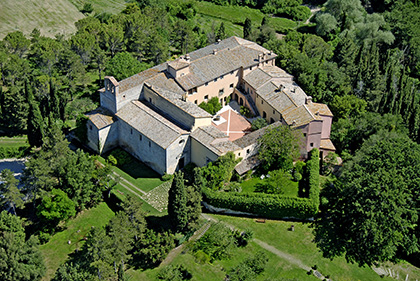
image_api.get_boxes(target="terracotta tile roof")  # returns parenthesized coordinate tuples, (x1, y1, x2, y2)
(306, 102, 333, 117)
(116, 101, 187, 148)
(320, 139, 336, 151)
(87, 107, 115, 129)
(191, 126, 241, 155)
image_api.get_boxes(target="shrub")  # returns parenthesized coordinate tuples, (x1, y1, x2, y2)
(194, 250, 211, 264)
(240, 106, 253, 118)
(38, 231, 51, 244)
(109, 148, 131, 166)
(306, 148, 320, 210)
(251, 117, 268, 131)
(0, 145, 30, 159)
(157, 264, 192, 280)
(202, 188, 317, 219)
(107, 155, 117, 165)
(199, 97, 222, 115)
(293, 171, 302, 182)
(162, 173, 174, 181)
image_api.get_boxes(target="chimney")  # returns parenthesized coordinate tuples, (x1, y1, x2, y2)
(213, 49, 217, 55)
(305, 96, 312, 104)
(292, 120, 296, 126)
(185, 54, 190, 62)
(217, 39, 221, 43)
(258, 53, 263, 62)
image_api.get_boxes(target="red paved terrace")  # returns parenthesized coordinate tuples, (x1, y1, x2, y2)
(212, 107, 251, 141)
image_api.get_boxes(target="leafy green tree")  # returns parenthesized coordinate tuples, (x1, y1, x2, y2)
(134, 229, 175, 268)
(258, 125, 303, 171)
(107, 212, 134, 274)
(36, 189, 76, 227)
(120, 195, 147, 241)
(316, 13, 338, 37)
(0, 169, 24, 214)
(168, 172, 188, 232)
(201, 152, 240, 190)
(85, 226, 113, 280)
(0, 211, 46, 281)
(52, 263, 95, 281)
(105, 51, 149, 81)
(251, 117, 268, 131)
(199, 97, 222, 115)
(3, 31, 30, 58)
(314, 131, 420, 266)
(329, 94, 367, 119)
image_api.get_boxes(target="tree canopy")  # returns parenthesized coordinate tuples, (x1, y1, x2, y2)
(314, 131, 420, 266)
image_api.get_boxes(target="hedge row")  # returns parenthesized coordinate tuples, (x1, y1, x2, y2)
(0, 145, 30, 159)
(306, 148, 320, 211)
(202, 188, 317, 220)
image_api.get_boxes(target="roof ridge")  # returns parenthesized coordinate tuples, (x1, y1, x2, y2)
(131, 101, 183, 135)
(303, 104, 316, 119)
(282, 90, 299, 107)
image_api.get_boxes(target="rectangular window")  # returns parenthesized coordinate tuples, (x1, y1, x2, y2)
(273, 110, 275, 114)
(194, 100, 198, 104)
(131, 128, 133, 134)
(149, 141, 151, 147)
(303, 133, 307, 137)
(204, 95, 209, 101)
(220, 75, 224, 79)
(229, 83, 234, 89)
(205, 82, 209, 86)
(250, 66, 253, 70)
(219, 88, 224, 96)
(89, 125, 93, 130)
(214, 78, 218, 82)
(261, 100, 264, 105)
(139, 134, 142, 141)
(310, 142, 314, 147)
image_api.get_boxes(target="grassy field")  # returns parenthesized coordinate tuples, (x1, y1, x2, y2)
(194, 1, 297, 34)
(0, 0, 127, 39)
(0, 136, 29, 147)
(39, 202, 115, 281)
(240, 176, 299, 196)
(123, 214, 400, 280)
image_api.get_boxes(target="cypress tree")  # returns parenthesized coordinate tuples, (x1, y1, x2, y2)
(49, 79, 60, 120)
(243, 18, 252, 40)
(168, 172, 188, 232)
(26, 81, 44, 147)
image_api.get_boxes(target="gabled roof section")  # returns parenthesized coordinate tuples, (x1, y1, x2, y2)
(116, 101, 187, 149)
(117, 67, 161, 93)
(233, 122, 281, 148)
(174, 37, 276, 90)
(282, 104, 322, 127)
(306, 102, 333, 117)
(87, 107, 115, 129)
(146, 84, 211, 118)
(320, 139, 336, 151)
(243, 66, 293, 90)
(191, 126, 241, 156)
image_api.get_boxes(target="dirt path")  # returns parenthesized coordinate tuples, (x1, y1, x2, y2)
(159, 220, 213, 267)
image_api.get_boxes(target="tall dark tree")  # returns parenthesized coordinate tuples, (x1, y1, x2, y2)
(216, 22, 226, 41)
(26, 81, 44, 147)
(0, 211, 46, 281)
(243, 18, 252, 40)
(168, 172, 188, 232)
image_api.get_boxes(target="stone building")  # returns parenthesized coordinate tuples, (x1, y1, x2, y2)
(87, 36, 335, 175)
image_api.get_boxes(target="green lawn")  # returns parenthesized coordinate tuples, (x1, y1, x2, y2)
(123, 214, 400, 281)
(111, 186, 164, 216)
(0, 136, 29, 147)
(40, 202, 115, 281)
(98, 155, 164, 193)
(211, 215, 399, 281)
(240, 176, 299, 197)
(194, 1, 297, 34)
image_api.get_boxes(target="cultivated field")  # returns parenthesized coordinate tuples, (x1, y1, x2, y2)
(0, 0, 127, 39)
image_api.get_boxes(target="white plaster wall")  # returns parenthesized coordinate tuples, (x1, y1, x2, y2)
(191, 138, 219, 167)
(118, 119, 167, 175)
(166, 134, 190, 174)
